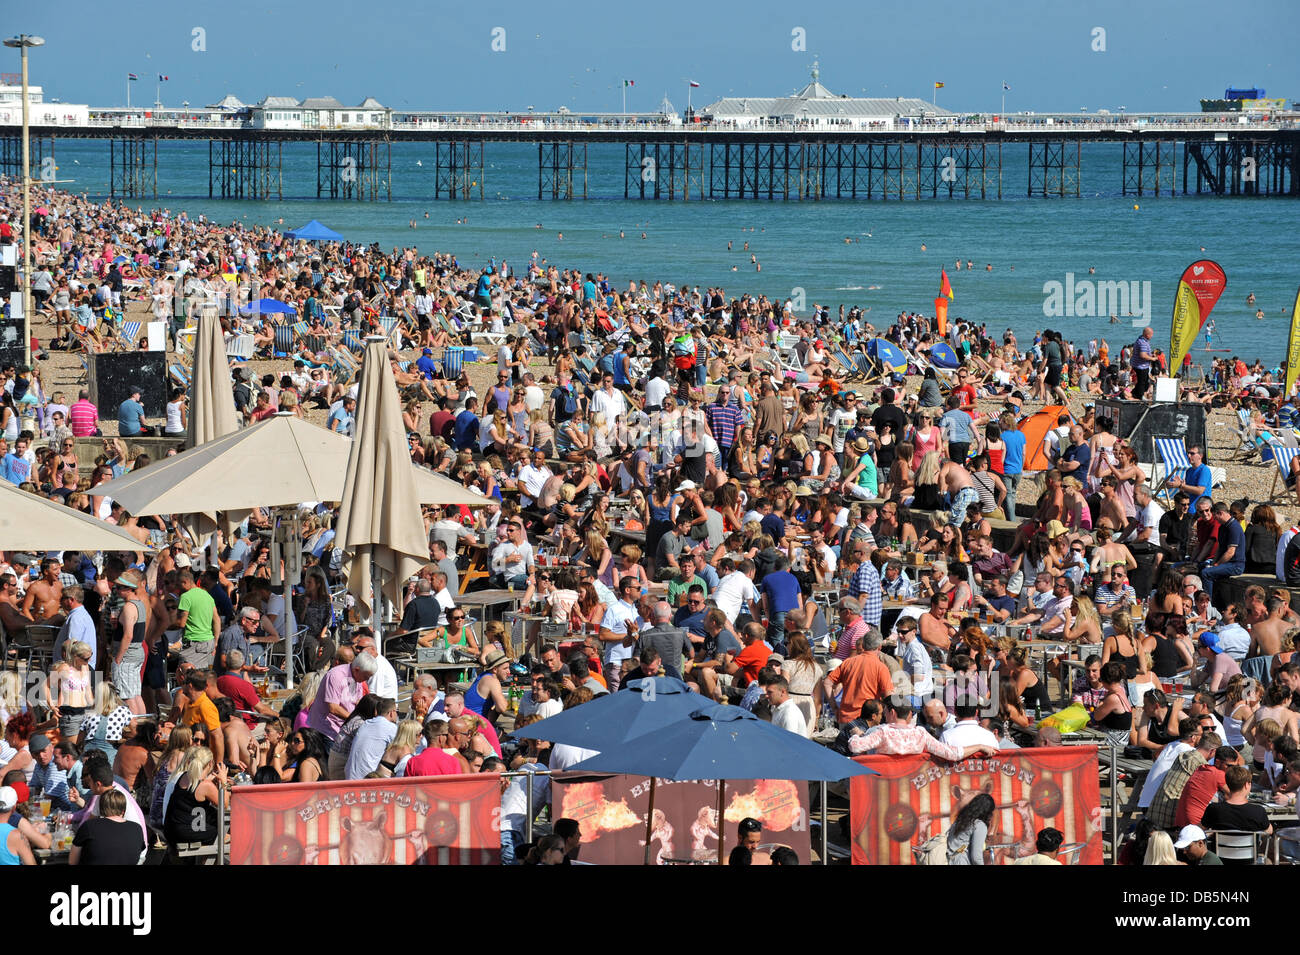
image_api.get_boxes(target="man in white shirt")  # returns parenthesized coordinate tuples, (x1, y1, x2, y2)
(514, 450, 553, 508)
(645, 372, 671, 412)
(430, 571, 456, 627)
(1278, 522, 1300, 582)
(711, 562, 760, 625)
(354, 630, 399, 703)
(598, 576, 645, 692)
(345, 701, 398, 779)
(894, 619, 934, 704)
(1138, 720, 1201, 808)
(431, 505, 478, 556)
(522, 372, 545, 413)
(1127, 483, 1163, 545)
(490, 518, 535, 589)
(591, 373, 627, 424)
(497, 339, 514, 378)
(941, 702, 1001, 750)
(765, 676, 808, 736)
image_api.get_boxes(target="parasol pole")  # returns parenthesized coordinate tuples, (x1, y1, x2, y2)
(716, 779, 725, 865)
(643, 776, 658, 866)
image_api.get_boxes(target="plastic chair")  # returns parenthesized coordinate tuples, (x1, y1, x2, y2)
(1210, 829, 1262, 864)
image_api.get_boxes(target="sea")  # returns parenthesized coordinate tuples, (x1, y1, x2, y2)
(44, 138, 1300, 367)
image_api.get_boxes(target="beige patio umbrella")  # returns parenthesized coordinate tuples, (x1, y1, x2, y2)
(335, 336, 427, 640)
(91, 414, 486, 514)
(183, 309, 244, 545)
(0, 481, 153, 552)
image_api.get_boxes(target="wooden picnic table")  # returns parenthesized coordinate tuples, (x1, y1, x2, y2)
(609, 526, 647, 546)
(458, 539, 491, 594)
(455, 588, 525, 622)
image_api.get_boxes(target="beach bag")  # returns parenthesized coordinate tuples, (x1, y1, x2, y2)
(917, 833, 950, 865)
(672, 336, 696, 370)
(1039, 702, 1090, 735)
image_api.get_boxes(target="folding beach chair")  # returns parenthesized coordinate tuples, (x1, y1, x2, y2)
(272, 323, 295, 358)
(1269, 445, 1300, 504)
(226, 334, 255, 362)
(342, 329, 365, 353)
(169, 364, 191, 389)
(331, 347, 360, 387)
(113, 320, 143, 351)
(830, 348, 860, 381)
(1152, 437, 1190, 505)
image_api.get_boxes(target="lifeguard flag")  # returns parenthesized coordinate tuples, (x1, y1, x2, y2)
(940, 268, 953, 299)
(1168, 259, 1226, 374)
(1285, 286, 1300, 399)
(934, 297, 949, 335)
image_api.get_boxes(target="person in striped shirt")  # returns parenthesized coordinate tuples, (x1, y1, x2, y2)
(704, 386, 743, 464)
(68, 389, 99, 437)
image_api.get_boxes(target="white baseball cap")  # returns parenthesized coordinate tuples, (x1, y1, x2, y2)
(1173, 825, 1207, 849)
(0, 786, 15, 811)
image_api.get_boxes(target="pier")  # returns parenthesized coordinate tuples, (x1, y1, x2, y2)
(4, 110, 1298, 201)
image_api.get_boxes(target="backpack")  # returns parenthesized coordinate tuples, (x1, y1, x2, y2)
(916, 832, 950, 865)
(559, 386, 578, 417)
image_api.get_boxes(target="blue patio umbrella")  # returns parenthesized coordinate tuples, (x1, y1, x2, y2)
(112, 255, 129, 265)
(568, 703, 875, 864)
(866, 337, 907, 371)
(930, 342, 960, 369)
(284, 219, 343, 242)
(239, 298, 298, 318)
(509, 677, 704, 751)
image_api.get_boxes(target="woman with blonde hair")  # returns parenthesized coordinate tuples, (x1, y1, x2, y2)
(77, 682, 133, 757)
(292, 670, 325, 731)
(1142, 830, 1180, 866)
(912, 411, 942, 468)
(164, 745, 224, 849)
(48, 639, 95, 738)
(584, 530, 613, 588)
(1065, 593, 1103, 644)
(1102, 609, 1156, 704)
(374, 719, 423, 778)
(149, 726, 193, 828)
(625, 488, 649, 531)
(590, 411, 614, 461)
(486, 408, 515, 456)
(911, 450, 943, 511)
(527, 408, 555, 458)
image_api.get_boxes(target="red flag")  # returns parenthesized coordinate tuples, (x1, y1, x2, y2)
(940, 269, 953, 300)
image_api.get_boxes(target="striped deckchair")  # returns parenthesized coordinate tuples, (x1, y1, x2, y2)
(1152, 437, 1191, 505)
(273, 323, 295, 358)
(1270, 445, 1300, 504)
(226, 334, 255, 361)
(114, 320, 143, 351)
(342, 328, 365, 353)
(331, 347, 360, 386)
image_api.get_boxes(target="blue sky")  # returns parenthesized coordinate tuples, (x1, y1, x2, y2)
(11, 0, 1299, 113)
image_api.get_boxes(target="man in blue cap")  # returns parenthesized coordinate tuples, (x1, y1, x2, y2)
(416, 347, 439, 381)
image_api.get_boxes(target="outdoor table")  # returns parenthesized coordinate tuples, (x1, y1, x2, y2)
(609, 526, 646, 546)
(455, 588, 525, 622)
(35, 847, 70, 865)
(388, 655, 475, 683)
(458, 540, 491, 594)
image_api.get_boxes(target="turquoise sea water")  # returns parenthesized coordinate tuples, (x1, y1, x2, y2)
(47, 138, 1300, 365)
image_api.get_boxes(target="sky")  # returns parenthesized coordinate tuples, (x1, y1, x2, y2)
(8, 0, 1299, 114)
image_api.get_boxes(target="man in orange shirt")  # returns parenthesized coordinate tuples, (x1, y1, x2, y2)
(727, 622, 771, 688)
(827, 628, 894, 727)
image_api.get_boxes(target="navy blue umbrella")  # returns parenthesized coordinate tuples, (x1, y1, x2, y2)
(239, 298, 298, 318)
(510, 677, 702, 751)
(567, 703, 875, 864)
(930, 342, 960, 369)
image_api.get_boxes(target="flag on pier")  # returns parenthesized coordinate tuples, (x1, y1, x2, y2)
(940, 268, 954, 300)
(128, 72, 139, 81)
(158, 74, 169, 82)
(1168, 259, 1227, 375)
(1003, 82, 1011, 91)
(689, 80, 700, 88)
(934, 81, 944, 89)
(624, 79, 635, 87)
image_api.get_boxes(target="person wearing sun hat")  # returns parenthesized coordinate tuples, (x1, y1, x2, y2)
(842, 435, 879, 500)
(463, 648, 515, 729)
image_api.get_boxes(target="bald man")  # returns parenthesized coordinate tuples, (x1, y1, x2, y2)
(634, 600, 692, 681)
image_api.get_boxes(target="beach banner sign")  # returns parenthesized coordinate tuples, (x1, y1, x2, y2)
(1169, 259, 1226, 374)
(229, 774, 501, 865)
(849, 746, 1103, 865)
(934, 297, 949, 335)
(1286, 286, 1300, 399)
(550, 773, 811, 865)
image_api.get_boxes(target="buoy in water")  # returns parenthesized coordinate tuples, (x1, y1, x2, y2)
(1133, 204, 1139, 210)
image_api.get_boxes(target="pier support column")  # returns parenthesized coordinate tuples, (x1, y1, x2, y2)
(210, 137, 282, 200)
(111, 136, 158, 199)
(314, 139, 388, 200)
(1027, 141, 1079, 197)
(433, 141, 483, 200)
(538, 142, 585, 200)
(1123, 140, 1175, 196)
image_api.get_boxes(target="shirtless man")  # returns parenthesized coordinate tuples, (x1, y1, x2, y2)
(1242, 586, 1269, 629)
(0, 573, 32, 635)
(939, 457, 977, 524)
(21, 558, 64, 625)
(1096, 477, 1128, 535)
(918, 593, 956, 655)
(1249, 596, 1289, 658)
(215, 697, 253, 772)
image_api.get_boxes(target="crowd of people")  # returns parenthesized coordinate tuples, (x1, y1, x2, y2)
(0, 179, 1297, 865)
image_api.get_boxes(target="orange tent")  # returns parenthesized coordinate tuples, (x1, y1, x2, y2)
(1017, 404, 1076, 473)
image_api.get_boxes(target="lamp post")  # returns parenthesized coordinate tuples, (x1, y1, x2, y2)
(4, 34, 44, 368)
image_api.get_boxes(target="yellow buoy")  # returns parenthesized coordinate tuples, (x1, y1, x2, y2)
(1133, 204, 1139, 210)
